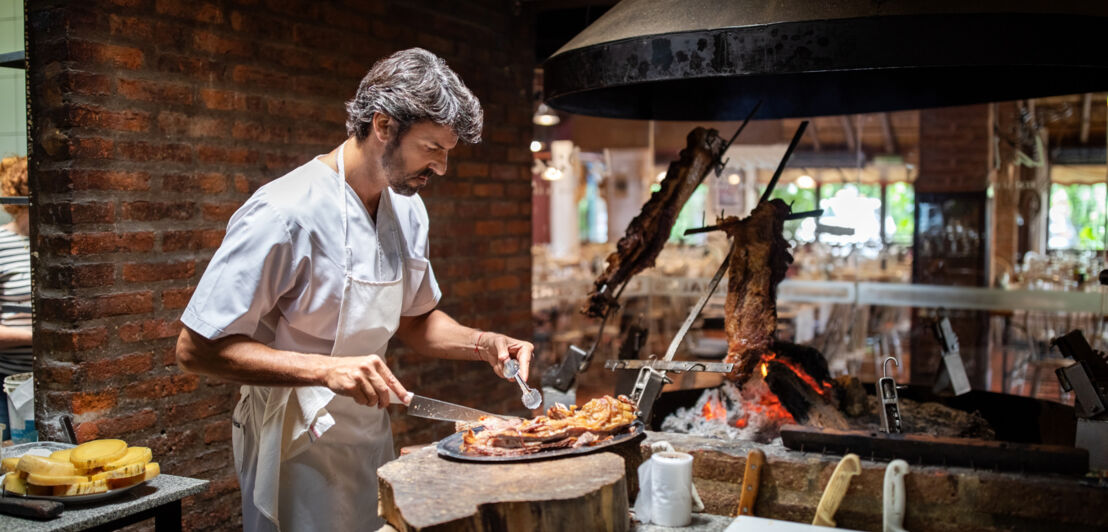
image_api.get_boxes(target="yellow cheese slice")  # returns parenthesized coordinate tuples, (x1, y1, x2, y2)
(3, 473, 27, 495)
(144, 462, 160, 481)
(49, 449, 73, 462)
(69, 439, 128, 469)
(26, 472, 89, 486)
(90, 462, 145, 481)
(103, 446, 152, 470)
(107, 472, 144, 490)
(52, 478, 108, 496)
(17, 455, 78, 476)
(1, 456, 19, 474)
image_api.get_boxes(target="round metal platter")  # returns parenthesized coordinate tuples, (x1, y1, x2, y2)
(437, 421, 645, 463)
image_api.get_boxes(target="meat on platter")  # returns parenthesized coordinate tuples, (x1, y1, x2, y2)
(461, 395, 637, 456)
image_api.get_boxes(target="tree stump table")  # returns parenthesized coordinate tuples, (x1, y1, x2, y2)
(378, 447, 629, 531)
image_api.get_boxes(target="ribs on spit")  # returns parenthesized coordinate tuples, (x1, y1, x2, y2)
(582, 128, 728, 318)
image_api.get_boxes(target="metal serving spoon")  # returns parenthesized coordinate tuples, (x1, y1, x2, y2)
(504, 359, 542, 410)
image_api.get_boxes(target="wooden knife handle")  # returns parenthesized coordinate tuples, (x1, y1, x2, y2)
(0, 496, 63, 520)
(737, 449, 765, 516)
(812, 453, 861, 527)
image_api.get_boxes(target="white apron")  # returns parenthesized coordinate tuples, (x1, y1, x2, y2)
(232, 143, 404, 531)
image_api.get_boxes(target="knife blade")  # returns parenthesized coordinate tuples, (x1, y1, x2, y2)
(389, 390, 496, 423)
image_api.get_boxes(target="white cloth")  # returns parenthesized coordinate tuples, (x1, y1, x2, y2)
(184, 145, 440, 531)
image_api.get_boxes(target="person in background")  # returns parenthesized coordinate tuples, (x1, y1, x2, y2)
(0, 156, 32, 441)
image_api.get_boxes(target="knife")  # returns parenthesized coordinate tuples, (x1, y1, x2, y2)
(388, 390, 497, 423)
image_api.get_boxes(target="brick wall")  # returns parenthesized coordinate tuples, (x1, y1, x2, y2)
(26, 1, 533, 529)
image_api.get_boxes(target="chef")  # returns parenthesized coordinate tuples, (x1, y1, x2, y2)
(174, 48, 533, 531)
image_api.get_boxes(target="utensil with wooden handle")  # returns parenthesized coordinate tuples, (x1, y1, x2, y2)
(812, 453, 861, 527)
(736, 449, 764, 517)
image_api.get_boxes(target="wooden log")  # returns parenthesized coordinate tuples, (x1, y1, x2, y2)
(377, 447, 629, 531)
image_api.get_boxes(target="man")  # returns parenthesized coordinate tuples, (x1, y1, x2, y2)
(175, 48, 533, 531)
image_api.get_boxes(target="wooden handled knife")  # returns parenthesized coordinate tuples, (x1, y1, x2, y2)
(737, 449, 765, 517)
(812, 453, 861, 527)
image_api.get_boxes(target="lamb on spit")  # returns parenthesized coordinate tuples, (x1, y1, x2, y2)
(461, 395, 636, 456)
(722, 199, 794, 382)
(583, 128, 728, 318)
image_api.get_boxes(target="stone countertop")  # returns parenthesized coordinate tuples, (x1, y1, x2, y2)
(632, 513, 735, 531)
(0, 474, 208, 532)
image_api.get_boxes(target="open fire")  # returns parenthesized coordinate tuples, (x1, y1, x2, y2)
(660, 350, 839, 442)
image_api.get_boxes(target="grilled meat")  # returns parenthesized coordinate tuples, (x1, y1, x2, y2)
(583, 128, 728, 318)
(723, 199, 794, 382)
(461, 395, 636, 456)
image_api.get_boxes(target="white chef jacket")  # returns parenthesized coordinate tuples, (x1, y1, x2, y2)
(182, 156, 442, 353)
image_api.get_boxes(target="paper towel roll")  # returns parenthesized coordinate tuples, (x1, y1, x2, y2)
(651, 451, 693, 527)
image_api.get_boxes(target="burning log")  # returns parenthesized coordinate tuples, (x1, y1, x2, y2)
(762, 342, 849, 431)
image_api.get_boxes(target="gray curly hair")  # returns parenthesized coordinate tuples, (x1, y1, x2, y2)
(345, 48, 483, 144)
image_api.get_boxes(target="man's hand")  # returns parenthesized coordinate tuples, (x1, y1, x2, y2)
(477, 333, 535, 381)
(322, 355, 409, 408)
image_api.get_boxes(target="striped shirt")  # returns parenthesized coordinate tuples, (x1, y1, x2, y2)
(0, 227, 31, 376)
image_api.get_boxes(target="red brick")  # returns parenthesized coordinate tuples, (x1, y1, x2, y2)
(70, 136, 114, 159)
(230, 10, 294, 41)
(69, 40, 144, 69)
(196, 145, 257, 165)
(61, 71, 112, 98)
(71, 391, 117, 414)
(40, 291, 154, 321)
(156, 54, 224, 79)
(472, 183, 503, 197)
(122, 261, 196, 282)
(202, 202, 241, 222)
(192, 29, 254, 57)
(123, 373, 200, 399)
(231, 64, 288, 87)
(232, 120, 288, 143)
(198, 88, 245, 111)
(121, 201, 196, 221)
(155, 0, 224, 24)
(474, 220, 499, 236)
(162, 229, 225, 251)
(38, 326, 109, 352)
(166, 396, 229, 424)
(204, 419, 232, 444)
(118, 318, 182, 343)
(68, 169, 151, 191)
(117, 77, 194, 105)
(82, 352, 155, 381)
(164, 173, 228, 194)
(41, 202, 115, 225)
(162, 287, 195, 309)
(75, 408, 158, 441)
(38, 362, 77, 387)
(117, 141, 192, 163)
(490, 163, 520, 180)
(486, 275, 521, 291)
(67, 104, 151, 133)
(455, 162, 489, 179)
(63, 232, 155, 255)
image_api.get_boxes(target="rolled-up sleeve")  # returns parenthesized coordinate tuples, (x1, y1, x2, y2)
(182, 200, 298, 341)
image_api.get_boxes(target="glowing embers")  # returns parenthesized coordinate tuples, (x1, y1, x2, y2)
(662, 377, 796, 443)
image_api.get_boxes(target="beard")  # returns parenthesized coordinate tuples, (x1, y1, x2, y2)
(381, 137, 433, 197)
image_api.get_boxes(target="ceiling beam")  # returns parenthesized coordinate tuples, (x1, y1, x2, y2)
(1080, 92, 1092, 144)
(879, 112, 898, 154)
(838, 115, 856, 152)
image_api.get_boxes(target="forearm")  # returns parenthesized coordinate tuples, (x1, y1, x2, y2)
(0, 324, 32, 350)
(396, 310, 482, 361)
(175, 327, 332, 387)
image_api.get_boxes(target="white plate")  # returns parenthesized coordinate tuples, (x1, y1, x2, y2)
(1, 473, 148, 504)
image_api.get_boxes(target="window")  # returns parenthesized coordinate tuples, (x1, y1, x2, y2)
(1048, 182, 1106, 251)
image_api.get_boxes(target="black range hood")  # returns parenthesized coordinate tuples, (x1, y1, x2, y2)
(543, 0, 1108, 120)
